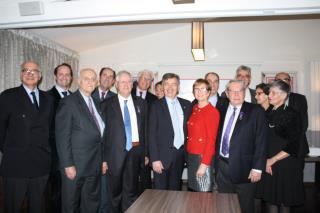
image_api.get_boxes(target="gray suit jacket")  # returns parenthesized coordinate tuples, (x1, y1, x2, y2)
(55, 90, 105, 177)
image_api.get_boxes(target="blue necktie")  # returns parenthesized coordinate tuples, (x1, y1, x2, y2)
(30, 91, 39, 110)
(221, 107, 237, 156)
(172, 100, 183, 149)
(124, 100, 132, 151)
(62, 91, 68, 97)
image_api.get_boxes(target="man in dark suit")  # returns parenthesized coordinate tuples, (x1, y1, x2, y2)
(102, 71, 148, 212)
(275, 72, 309, 157)
(56, 68, 106, 213)
(192, 72, 227, 111)
(222, 65, 257, 104)
(91, 67, 116, 213)
(216, 79, 267, 213)
(131, 70, 157, 191)
(149, 73, 192, 190)
(92, 67, 116, 103)
(0, 60, 54, 213)
(47, 63, 73, 213)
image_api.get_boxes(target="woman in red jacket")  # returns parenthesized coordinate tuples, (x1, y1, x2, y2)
(187, 79, 220, 192)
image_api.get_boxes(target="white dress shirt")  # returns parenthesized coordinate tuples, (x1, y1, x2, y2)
(244, 88, 252, 103)
(136, 88, 147, 99)
(55, 85, 70, 98)
(208, 94, 218, 107)
(23, 84, 39, 106)
(118, 94, 139, 142)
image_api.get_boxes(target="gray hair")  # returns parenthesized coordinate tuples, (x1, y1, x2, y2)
(236, 65, 251, 76)
(137, 70, 154, 81)
(78, 68, 97, 78)
(116, 70, 132, 82)
(21, 60, 40, 71)
(226, 79, 246, 91)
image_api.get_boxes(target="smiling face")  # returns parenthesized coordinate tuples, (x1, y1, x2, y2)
(226, 82, 245, 107)
(163, 77, 179, 99)
(236, 69, 251, 88)
(55, 65, 72, 90)
(20, 61, 41, 90)
(115, 72, 133, 98)
(193, 82, 210, 103)
(100, 68, 115, 91)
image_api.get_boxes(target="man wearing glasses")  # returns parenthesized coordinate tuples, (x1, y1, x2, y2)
(0, 60, 54, 213)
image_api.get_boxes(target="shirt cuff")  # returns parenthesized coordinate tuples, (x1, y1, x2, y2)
(252, 169, 262, 173)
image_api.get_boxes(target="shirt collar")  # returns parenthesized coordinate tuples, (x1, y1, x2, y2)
(55, 84, 68, 94)
(118, 94, 133, 102)
(165, 96, 178, 104)
(23, 84, 38, 94)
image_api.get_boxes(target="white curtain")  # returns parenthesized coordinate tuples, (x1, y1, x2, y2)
(0, 29, 79, 92)
(308, 61, 320, 147)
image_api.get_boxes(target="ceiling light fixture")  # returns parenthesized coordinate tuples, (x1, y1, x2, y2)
(191, 21, 205, 61)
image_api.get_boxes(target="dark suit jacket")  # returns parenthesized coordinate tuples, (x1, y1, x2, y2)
(47, 86, 72, 171)
(102, 95, 147, 175)
(55, 90, 104, 177)
(221, 88, 257, 104)
(148, 97, 192, 169)
(192, 93, 228, 112)
(216, 102, 267, 183)
(288, 92, 309, 156)
(92, 87, 116, 104)
(0, 85, 54, 177)
(131, 88, 157, 107)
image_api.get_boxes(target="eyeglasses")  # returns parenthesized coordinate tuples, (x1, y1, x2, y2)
(22, 68, 40, 75)
(194, 87, 208, 93)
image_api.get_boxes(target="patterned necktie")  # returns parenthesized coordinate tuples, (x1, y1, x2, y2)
(172, 100, 183, 149)
(101, 91, 106, 101)
(124, 100, 132, 151)
(30, 91, 39, 110)
(88, 97, 101, 133)
(62, 91, 68, 97)
(221, 107, 237, 156)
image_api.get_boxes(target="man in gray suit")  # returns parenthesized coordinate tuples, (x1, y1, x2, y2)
(56, 68, 107, 213)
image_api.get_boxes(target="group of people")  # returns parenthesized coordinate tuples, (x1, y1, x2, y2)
(0, 61, 308, 213)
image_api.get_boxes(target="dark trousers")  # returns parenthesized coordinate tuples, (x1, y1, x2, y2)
(3, 174, 49, 213)
(154, 146, 185, 190)
(99, 174, 108, 213)
(61, 173, 101, 213)
(216, 158, 255, 213)
(106, 146, 142, 213)
(139, 165, 152, 193)
(46, 170, 62, 213)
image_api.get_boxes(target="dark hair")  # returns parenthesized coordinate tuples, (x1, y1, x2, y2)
(256, 83, 270, 95)
(205, 72, 220, 81)
(270, 80, 290, 95)
(236, 65, 251, 75)
(99, 67, 116, 79)
(54, 63, 73, 77)
(193, 79, 212, 93)
(155, 81, 162, 88)
(162, 73, 180, 85)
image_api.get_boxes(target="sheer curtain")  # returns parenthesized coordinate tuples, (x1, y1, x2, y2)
(0, 29, 79, 92)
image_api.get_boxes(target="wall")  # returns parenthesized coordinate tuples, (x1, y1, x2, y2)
(80, 19, 320, 181)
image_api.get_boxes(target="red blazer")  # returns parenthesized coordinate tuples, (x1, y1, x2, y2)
(186, 103, 220, 165)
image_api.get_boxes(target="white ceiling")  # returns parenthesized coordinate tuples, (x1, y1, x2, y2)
(27, 23, 187, 52)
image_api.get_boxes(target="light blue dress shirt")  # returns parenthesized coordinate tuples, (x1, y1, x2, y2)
(23, 84, 39, 106)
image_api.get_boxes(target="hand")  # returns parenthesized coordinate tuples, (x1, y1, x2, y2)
(266, 158, 276, 175)
(145, 157, 149, 166)
(248, 170, 261, 183)
(152, 161, 164, 174)
(196, 163, 208, 177)
(65, 166, 77, 180)
(102, 162, 108, 175)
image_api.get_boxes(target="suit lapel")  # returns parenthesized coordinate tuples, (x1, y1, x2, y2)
(229, 102, 249, 144)
(76, 91, 100, 134)
(112, 96, 125, 129)
(160, 98, 174, 133)
(132, 97, 142, 131)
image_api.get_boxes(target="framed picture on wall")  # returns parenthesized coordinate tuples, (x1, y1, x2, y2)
(262, 72, 297, 93)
